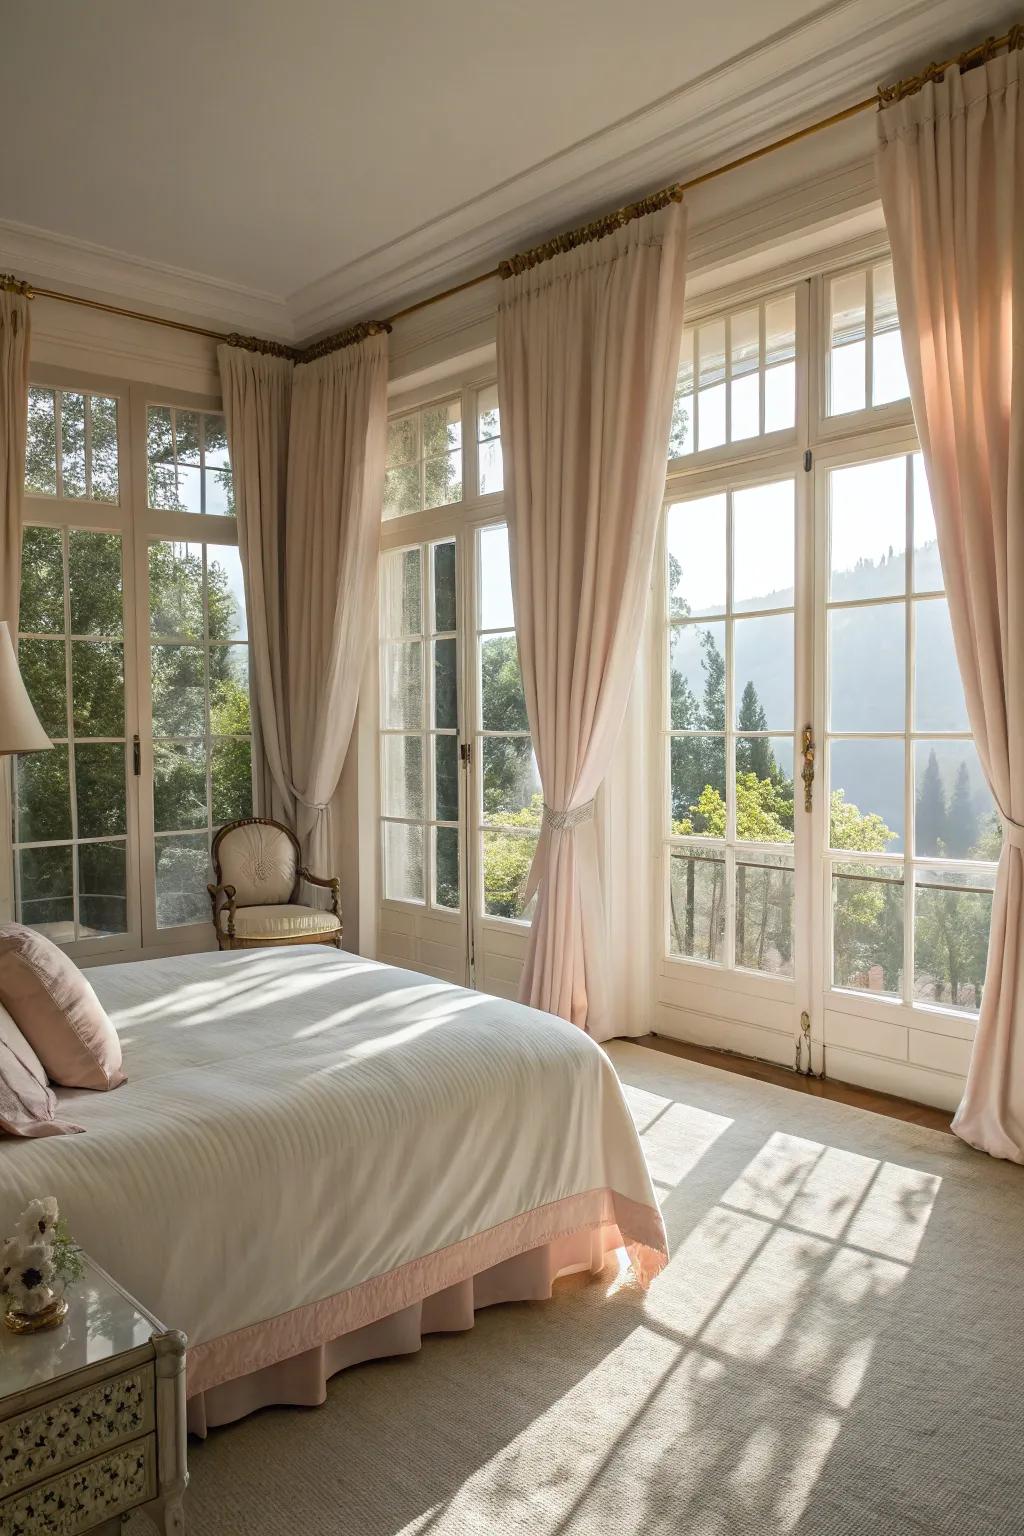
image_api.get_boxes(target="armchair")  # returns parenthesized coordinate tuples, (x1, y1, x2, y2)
(208, 817, 342, 951)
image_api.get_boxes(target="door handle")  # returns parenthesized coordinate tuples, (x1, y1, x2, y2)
(801, 725, 814, 811)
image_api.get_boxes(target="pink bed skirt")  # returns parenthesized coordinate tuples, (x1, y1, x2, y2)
(186, 1188, 665, 1437)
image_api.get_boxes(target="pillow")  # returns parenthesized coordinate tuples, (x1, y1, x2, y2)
(0, 1003, 84, 1138)
(0, 925, 125, 1091)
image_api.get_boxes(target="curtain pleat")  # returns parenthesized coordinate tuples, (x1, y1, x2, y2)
(218, 333, 388, 882)
(496, 202, 688, 1038)
(877, 47, 1024, 1161)
(0, 290, 30, 627)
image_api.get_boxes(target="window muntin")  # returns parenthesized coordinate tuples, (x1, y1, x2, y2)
(476, 384, 503, 495)
(827, 260, 910, 416)
(825, 449, 998, 1011)
(670, 292, 796, 459)
(476, 523, 536, 922)
(383, 398, 462, 519)
(146, 405, 234, 515)
(26, 387, 119, 503)
(665, 477, 797, 977)
(148, 539, 252, 928)
(379, 538, 460, 909)
(14, 526, 129, 939)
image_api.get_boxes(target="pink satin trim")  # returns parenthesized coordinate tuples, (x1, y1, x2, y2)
(186, 1187, 665, 1399)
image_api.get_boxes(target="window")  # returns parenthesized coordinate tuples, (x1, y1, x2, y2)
(26, 387, 119, 502)
(148, 539, 252, 927)
(825, 450, 998, 1011)
(670, 291, 797, 458)
(379, 538, 460, 909)
(14, 375, 251, 952)
(146, 405, 234, 515)
(826, 259, 910, 416)
(664, 478, 796, 974)
(476, 384, 503, 495)
(476, 524, 537, 920)
(383, 398, 462, 518)
(15, 526, 130, 940)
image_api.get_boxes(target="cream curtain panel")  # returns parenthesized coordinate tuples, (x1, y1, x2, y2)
(218, 348, 294, 824)
(218, 332, 388, 878)
(496, 200, 688, 1039)
(0, 288, 30, 626)
(877, 45, 1024, 1162)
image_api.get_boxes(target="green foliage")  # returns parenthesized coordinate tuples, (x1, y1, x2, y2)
(829, 789, 897, 853)
(483, 795, 542, 919)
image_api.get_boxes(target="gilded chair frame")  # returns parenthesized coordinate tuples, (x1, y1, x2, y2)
(208, 816, 343, 950)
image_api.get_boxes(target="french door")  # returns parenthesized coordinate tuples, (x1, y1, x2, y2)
(376, 516, 536, 996)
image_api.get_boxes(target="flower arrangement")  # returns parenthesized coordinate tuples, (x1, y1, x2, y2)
(0, 1197, 84, 1332)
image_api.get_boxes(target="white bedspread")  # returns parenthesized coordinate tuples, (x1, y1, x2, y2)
(0, 948, 660, 1357)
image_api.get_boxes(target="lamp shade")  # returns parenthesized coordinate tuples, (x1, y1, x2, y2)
(0, 620, 51, 754)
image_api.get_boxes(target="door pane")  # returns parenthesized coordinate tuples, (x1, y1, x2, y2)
(829, 605, 904, 731)
(669, 851, 725, 961)
(79, 842, 127, 936)
(832, 864, 903, 996)
(383, 821, 424, 903)
(666, 495, 726, 618)
(829, 457, 906, 600)
(734, 613, 792, 730)
(155, 833, 210, 927)
(671, 736, 726, 836)
(381, 735, 423, 820)
(736, 856, 794, 976)
(829, 740, 904, 852)
(913, 741, 999, 861)
(482, 830, 537, 919)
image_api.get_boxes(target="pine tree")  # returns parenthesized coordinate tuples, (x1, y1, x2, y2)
(736, 679, 774, 779)
(945, 759, 978, 859)
(916, 749, 947, 857)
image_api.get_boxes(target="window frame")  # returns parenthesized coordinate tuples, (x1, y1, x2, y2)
(16, 365, 141, 960)
(128, 382, 253, 948)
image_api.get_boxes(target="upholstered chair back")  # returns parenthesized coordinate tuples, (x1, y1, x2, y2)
(215, 820, 299, 907)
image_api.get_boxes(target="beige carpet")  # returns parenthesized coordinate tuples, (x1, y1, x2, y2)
(165, 1043, 1024, 1535)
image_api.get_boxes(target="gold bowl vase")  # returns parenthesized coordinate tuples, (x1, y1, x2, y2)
(4, 1294, 69, 1333)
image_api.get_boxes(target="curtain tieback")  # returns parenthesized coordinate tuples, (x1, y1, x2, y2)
(1002, 815, 1024, 850)
(542, 798, 596, 833)
(295, 795, 329, 814)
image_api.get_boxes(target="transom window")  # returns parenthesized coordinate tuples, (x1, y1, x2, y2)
(384, 398, 463, 519)
(671, 291, 797, 458)
(826, 259, 910, 415)
(476, 385, 503, 495)
(146, 405, 234, 515)
(26, 386, 119, 503)
(825, 449, 998, 1011)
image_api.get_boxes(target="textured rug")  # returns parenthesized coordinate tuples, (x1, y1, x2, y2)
(160, 1043, 1024, 1535)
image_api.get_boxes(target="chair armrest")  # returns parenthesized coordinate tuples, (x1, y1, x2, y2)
(207, 882, 237, 938)
(298, 868, 341, 920)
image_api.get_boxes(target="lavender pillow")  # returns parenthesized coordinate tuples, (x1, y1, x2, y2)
(0, 1003, 83, 1138)
(0, 925, 125, 1091)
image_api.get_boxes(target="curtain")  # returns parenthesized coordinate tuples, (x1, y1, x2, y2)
(496, 199, 688, 1038)
(218, 332, 388, 878)
(217, 347, 294, 824)
(877, 45, 1024, 1161)
(283, 335, 389, 875)
(0, 288, 30, 626)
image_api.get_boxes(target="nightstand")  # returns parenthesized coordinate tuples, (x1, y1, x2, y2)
(0, 1256, 186, 1535)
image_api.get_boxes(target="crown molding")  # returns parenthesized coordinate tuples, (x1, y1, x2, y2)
(0, 219, 295, 342)
(0, 0, 1000, 345)
(288, 0, 981, 336)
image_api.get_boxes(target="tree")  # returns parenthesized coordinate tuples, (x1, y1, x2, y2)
(945, 760, 978, 860)
(736, 680, 775, 781)
(915, 748, 947, 857)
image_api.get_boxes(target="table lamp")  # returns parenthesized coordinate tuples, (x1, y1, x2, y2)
(0, 620, 51, 755)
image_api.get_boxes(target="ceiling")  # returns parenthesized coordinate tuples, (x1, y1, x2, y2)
(0, 0, 1015, 338)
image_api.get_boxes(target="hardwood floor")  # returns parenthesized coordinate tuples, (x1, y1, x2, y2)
(635, 1034, 953, 1134)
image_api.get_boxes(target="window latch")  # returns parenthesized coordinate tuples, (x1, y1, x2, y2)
(800, 724, 814, 811)
(459, 742, 471, 768)
(132, 734, 141, 777)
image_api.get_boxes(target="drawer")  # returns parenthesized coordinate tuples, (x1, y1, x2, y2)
(0, 1365, 154, 1498)
(0, 1432, 156, 1535)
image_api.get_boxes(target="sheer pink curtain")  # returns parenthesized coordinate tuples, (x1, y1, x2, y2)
(496, 199, 688, 1038)
(877, 43, 1024, 1161)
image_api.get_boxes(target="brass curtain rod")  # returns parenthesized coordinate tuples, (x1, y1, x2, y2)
(4, 23, 1019, 348)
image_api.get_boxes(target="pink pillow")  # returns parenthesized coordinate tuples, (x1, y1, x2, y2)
(0, 925, 125, 1091)
(0, 1003, 84, 1137)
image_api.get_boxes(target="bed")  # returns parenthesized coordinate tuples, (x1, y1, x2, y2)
(0, 946, 666, 1434)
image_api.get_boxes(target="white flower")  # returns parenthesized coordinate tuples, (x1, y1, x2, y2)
(0, 1237, 18, 1295)
(6, 1241, 56, 1310)
(16, 1196, 59, 1243)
